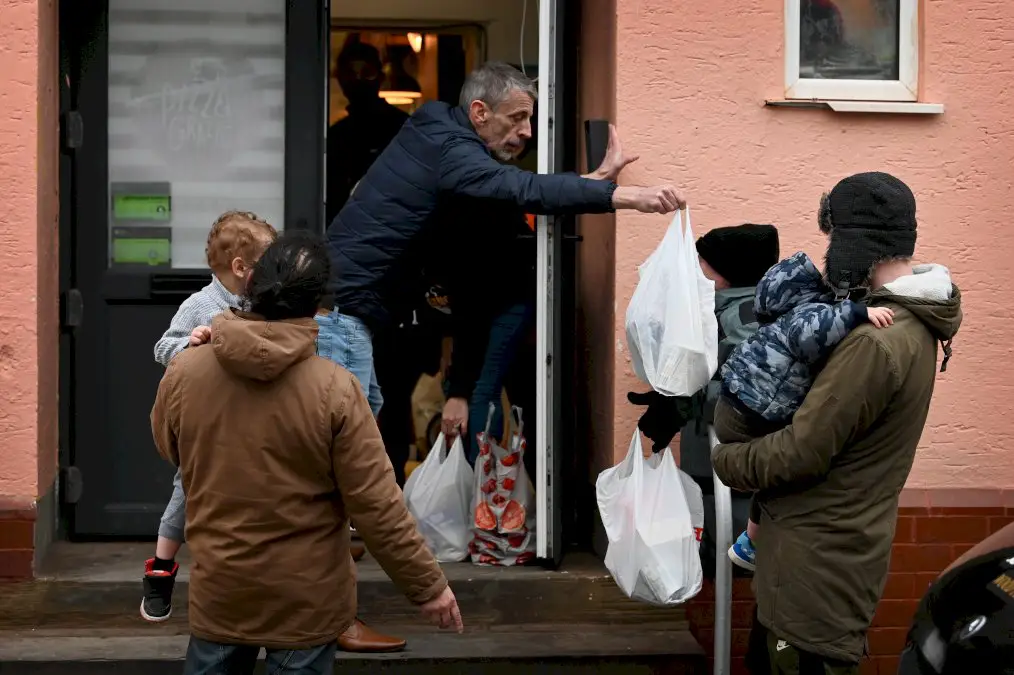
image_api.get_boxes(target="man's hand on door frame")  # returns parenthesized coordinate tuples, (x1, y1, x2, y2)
(583, 124, 639, 182)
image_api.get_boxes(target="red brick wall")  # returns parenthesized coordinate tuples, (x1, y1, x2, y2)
(687, 578, 756, 675)
(0, 497, 36, 580)
(688, 504, 1014, 675)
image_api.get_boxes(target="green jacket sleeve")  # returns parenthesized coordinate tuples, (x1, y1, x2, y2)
(712, 332, 900, 492)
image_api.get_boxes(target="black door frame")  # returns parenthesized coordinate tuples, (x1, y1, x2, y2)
(58, 0, 81, 539)
(556, 0, 585, 555)
(60, 0, 328, 537)
(286, 0, 329, 233)
(532, 0, 596, 559)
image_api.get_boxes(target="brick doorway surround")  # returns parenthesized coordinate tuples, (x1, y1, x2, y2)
(0, 0, 61, 582)
(0, 492, 56, 581)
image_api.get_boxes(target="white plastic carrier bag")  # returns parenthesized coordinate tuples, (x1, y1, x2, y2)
(625, 207, 719, 397)
(596, 431, 704, 606)
(403, 433, 474, 562)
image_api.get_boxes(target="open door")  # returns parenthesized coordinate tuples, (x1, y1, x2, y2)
(62, 0, 328, 536)
(535, 0, 564, 565)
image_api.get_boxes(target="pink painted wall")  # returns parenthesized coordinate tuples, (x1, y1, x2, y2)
(607, 1, 1011, 489)
(0, 0, 60, 502)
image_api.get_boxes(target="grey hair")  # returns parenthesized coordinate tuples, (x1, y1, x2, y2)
(458, 61, 538, 110)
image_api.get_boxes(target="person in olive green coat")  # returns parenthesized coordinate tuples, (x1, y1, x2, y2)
(712, 173, 963, 675)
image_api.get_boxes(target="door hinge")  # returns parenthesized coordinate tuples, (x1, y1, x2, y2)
(60, 111, 83, 151)
(61, 466, 83, 505)
(61, 289, 84, 330)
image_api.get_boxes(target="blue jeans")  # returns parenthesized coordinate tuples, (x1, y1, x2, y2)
(464, 303, 534, 466)
(315, 310, 383, 416)
(184, 636, 336, 675)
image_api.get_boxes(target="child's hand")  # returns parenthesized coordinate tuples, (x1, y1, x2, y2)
(189, 326, 212, 346)
(867, 306, 895, 329)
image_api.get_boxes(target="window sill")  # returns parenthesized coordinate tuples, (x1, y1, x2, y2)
(765, 100, 944, 115)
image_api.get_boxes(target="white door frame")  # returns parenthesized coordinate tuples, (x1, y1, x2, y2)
(535, 0, 558, 561)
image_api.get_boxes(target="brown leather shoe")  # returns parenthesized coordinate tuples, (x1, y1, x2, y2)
(350, 542, 365, 562)
(338, 618, 406, 653)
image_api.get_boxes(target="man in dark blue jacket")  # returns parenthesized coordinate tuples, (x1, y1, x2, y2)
(318, 61, 683, 433)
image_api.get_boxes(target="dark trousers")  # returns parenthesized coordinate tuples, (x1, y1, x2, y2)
(183, 636, 337, 675)
(501, 317, 537, 481)
(373, 319, 443, 487)
(746, 610, 859, 675)
(464, 302, 534, 467)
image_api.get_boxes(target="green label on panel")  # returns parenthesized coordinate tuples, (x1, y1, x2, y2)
(112, 194, 171, 221)
(112, 237, 171, 266)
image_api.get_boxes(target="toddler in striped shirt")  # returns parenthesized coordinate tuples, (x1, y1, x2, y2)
(140, 210, 276, 623)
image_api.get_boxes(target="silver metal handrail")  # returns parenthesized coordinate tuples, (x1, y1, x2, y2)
(709, 425, 733, 675)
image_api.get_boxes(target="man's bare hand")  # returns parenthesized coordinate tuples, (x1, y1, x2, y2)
(189, 326, 212, 347)
(585, 124, 639, 182)
(420, 586, 464, 633)
(441, 397, 469, 438)
(612, 185, 685, 214)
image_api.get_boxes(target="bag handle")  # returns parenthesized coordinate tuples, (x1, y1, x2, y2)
(426, 432, 452, 465)
(683, 207, 709, 280)
(483, 401, 497, 439)
(436, 433, 449, 464)
(618, 430, 643, 474)
(444, 435, 466, 466)
(680, 206, 693, 241)
(508, 406, 524, 445)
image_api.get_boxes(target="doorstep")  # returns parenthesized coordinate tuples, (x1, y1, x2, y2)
(0, 628, 705, 674)
(0, 542, 706, 674)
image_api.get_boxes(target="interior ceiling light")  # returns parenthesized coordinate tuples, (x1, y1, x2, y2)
(384, 96, 415, 105)
(406, 32, 423, 53)
(380, 65, 422, 103)
(380, 90, 422, 101)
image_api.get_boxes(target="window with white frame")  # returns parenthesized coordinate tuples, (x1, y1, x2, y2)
(785, 0, 918, 102)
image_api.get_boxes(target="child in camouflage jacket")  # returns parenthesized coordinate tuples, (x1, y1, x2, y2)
(716, 250, 894, 571)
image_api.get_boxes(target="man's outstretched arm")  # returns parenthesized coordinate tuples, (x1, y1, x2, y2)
(438, 135, 683, 216)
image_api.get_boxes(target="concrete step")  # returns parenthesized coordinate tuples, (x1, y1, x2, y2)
(0, 625, 707, 673)
(0, 543, 707, 673)
(3, 543, 693, 630)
